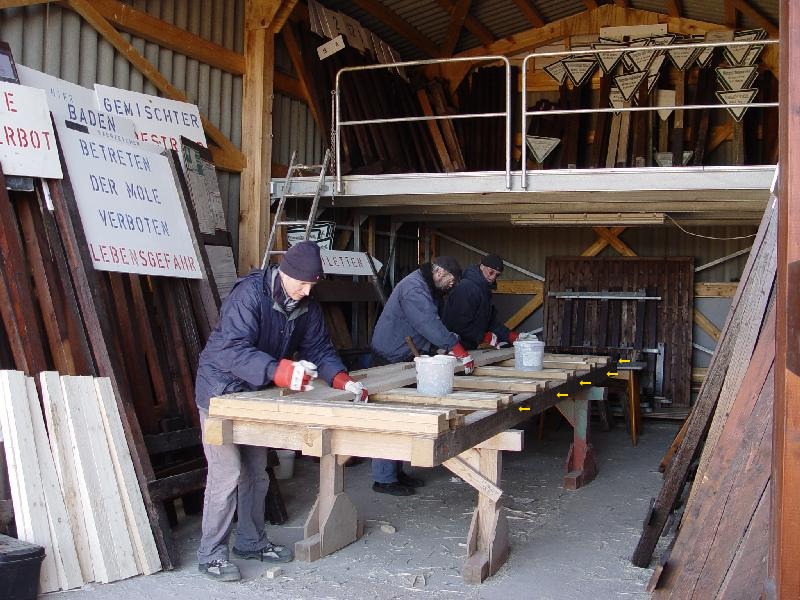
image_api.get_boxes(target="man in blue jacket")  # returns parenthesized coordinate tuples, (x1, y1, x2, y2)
(442, 254, 520, 350)
(370, 256, 475, 496)
(195, 241, 368, 582)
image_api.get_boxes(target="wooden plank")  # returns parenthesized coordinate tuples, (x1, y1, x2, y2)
(370, 388, 511, 410)
(417, 88, 455, 171)
(693, 308, 721, 342)
(452, 376, 544, 393)
(440, 0, 471, 56)
(631, 203, 776, 567)
(504, 296, 542, 330)
(473, 366, 572, 379)
(61, 376, 139, 583)
(0, 371, 61, 592)
(40, 372, 94, 583)
(694, 282, 738, 297)
(442, 455, 502, 502)
(95, 378, 161, 575)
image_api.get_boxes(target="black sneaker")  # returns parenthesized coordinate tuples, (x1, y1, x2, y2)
(372, 481, 415, 496)
(397, 471, 425, 488)
(232, 542, 293, 563)
(198, 559, 241, 582)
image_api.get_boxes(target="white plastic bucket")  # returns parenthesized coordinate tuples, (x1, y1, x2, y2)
(414, 354, 457, 396)
(274, 449, 296, 480)
(514, 339, 545, 371)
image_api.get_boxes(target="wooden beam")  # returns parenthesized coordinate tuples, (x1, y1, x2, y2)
(238, 2, 275, 273)
(351, 0, 440, 57)
(504, 296, 542, 329)
(665, 0, 682, 18)
(65, 0, 245, 173)
(435, 0, 493, 45)
(281, 24, 324, 131)
(245, 0, 282, 30)
(495, 280, 544, 295)
(441, 0, 471, 57)
(771, 0, 800, 594)
(511, 0, 545, 29)
(274, 70, 306, 102)
(694, 282, 738, 297)
(733, 0, 778, 39)
(693, 308, 721, 342)
(591, 226, 637, 256)
(0, 0, 48, 7)
(80, 0, 245, 75)
(581, 226, 626, 256)
(268, 0, 299, 34)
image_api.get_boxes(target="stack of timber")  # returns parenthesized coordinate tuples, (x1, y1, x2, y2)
(0, 371, 160, 592)
(456, 66, 510, 171)
(630, 197, 776, 597)
(294, 25, 449, 175)
(0, 150, 222, 566)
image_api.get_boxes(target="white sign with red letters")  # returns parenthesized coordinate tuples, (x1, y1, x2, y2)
(0, 81, 62, 178)
(94, 84, 207, 153)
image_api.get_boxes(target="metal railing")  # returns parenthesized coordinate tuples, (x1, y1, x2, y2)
(334, 55, 512, 193)
(520, 38, 779, 188)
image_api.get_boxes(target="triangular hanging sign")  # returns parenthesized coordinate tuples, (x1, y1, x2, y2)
(626, 40, 655, 72)
(716, 65, 759, 91)
(668, 43, 701, 71)
(593, 42, 627, 74)
(724, 29, 765, 66)
(655, 89, 676, 121)
(614, 70, 647, 102)
(544, 60, 567, 85)
(698, 30, 734, 67)
(525, 136, 561, 163)
(681, 150, 694, 166)
(563, 59, 598, 86)
(609, 87, 625, 114)
(650, 34, 677, 47)
(716, 88, 758, 121)
(647, 73, 660, 93)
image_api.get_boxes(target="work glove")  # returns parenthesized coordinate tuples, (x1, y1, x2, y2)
(274, 359, 318, 392)
(507, 331, 520, 343)
(450, 342, 475, 375)
(332, 371, 369, 402)
(482, 331, 500, 348)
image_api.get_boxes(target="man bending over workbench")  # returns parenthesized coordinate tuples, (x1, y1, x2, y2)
(194, 241, 368, 582)
(370, 256, 475, 496)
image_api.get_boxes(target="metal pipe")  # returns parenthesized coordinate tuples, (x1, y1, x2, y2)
(335, 56, 512, 192)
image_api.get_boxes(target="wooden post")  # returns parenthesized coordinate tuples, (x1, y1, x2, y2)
(238, 1, 281, 274)
(555, 387, 598, 489)
(770, 0, 800, 596)
(295, 452, 361, 562)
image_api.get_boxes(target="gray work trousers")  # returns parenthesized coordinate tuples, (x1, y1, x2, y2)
(197, 408, 270, 564)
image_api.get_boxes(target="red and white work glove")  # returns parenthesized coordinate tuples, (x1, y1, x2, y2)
(332, 372, 369, 403)
(507, 331, 520, 343)
(450, 342, 475, 375)
(482, 331, 500, 348)
(274, 359, 318, 392)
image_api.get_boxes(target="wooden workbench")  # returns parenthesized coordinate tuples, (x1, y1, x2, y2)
(205, 348, 612, 583)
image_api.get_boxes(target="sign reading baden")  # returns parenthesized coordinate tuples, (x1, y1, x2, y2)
(0, 81, 62, 178)
(59, 127, 202, 278)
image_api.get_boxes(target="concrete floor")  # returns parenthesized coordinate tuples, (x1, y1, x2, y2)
(54, 419, 676, 600)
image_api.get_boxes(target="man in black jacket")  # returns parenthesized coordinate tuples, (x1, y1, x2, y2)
(442, 254, 520, 350)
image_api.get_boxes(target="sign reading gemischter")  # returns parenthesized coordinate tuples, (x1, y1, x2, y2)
(59, 127, 202, 278)
(0, 80, 62, 178)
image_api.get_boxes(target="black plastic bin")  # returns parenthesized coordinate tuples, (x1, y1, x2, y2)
(0, 534, 45, 600)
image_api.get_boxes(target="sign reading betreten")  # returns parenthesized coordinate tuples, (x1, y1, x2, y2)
(0, 81, 62, 178)
(94, 85, 207, 152)
(59, 127, 202, 279)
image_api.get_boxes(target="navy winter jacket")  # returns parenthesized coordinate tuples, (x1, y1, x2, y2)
(371, 264, 459, 363)
(194, 265, 346, 410)
(442, 264, 510, 350)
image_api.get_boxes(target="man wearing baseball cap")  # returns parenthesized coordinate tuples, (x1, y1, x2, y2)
(369, 256, 475, 496)
(194, 241, 367, 582)
(443, 254, 521, 350)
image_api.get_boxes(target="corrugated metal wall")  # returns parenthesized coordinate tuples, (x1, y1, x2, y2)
(0, 1, 325, 256)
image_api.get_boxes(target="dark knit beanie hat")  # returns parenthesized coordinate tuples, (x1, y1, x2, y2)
(280, 241, 323, 282)
(481, 254, 504, 272)
(432, 256, 463, 281)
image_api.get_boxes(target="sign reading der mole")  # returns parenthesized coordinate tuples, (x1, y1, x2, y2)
(58, 127, 202, 278)
(18, 66, 141, 147)
(95, 84, 207, 152)
(0, 81, 62, 178)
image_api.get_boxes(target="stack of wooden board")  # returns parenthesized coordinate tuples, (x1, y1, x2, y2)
(0, 371, 161, 592)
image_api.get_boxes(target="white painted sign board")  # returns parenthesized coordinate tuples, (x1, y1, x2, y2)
(58, 127, 202, 278)
(320, 250, 382, 276)
(0, 81, 62, 178)
(18, 66, 141, 147)
(95, 85, 207, 153)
